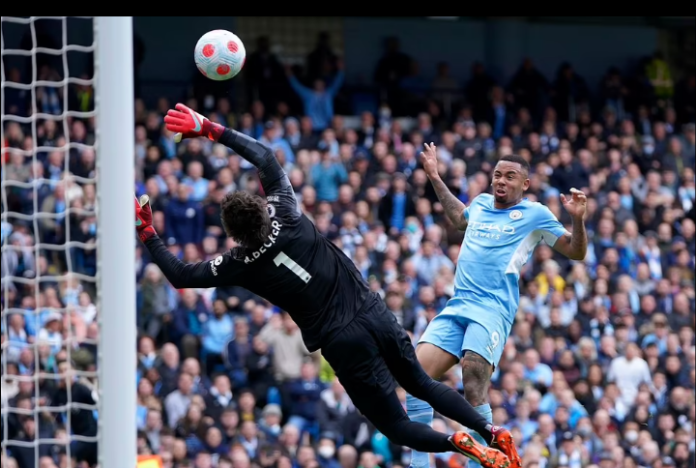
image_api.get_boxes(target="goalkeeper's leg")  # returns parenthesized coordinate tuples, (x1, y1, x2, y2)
(320, 300, 509, 468)
(377, 315, 494, 447)
(397, 343, 492, 442)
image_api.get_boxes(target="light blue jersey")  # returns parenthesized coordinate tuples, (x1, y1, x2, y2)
(419, 193, 567, 365)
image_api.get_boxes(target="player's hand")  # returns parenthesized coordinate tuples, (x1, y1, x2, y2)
(135, 194, 157, 242)
(163, 103, 224, 143)
(560, 188, 587, 221)
(420, 142, 439, 178)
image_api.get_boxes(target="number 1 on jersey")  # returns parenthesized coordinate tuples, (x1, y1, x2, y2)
(273, 251, 312, 283)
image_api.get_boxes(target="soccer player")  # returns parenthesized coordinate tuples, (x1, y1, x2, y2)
(135, 103, 512, 468)
(406, 143, 588, 468)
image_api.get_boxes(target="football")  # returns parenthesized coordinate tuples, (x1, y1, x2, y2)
(194, 29, 246, 81)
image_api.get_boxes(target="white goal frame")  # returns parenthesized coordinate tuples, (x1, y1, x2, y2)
(94, 16, 137, 468)
(1, 15, 136, 468)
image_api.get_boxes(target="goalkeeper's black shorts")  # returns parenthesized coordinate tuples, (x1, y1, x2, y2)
(321, 293, 417, 404)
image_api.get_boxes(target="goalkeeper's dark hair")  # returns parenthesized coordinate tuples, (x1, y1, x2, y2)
(221, 191, 270, 248)
(498, 154, 530, 177)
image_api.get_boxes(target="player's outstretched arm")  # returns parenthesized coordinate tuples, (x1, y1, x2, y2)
(163, 103, 289, 194)
(217, 129, 289, 192)
(554, 188, 588, 261)
(135, 195, 238, 289)
(420, 143, 467, 230)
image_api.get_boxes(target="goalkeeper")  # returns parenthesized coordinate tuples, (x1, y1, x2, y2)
(134, 103, 516, 468)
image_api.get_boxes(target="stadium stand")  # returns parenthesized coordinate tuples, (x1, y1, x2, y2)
(1, 25, 695, 468)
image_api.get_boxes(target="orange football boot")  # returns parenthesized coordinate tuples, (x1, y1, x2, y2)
(449, 431, 510, 468)
(489, 426, 522, 468)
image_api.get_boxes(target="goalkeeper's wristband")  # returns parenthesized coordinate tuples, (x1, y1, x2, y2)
(206, 121, 225, 142)
(138, 226, 157, 243)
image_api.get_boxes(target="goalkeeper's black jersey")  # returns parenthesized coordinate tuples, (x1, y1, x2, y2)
(144, 131, 370, 352)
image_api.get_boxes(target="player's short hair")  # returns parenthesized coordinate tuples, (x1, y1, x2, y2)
(498, 154, 530, 177)
(221, 191, 270, 248)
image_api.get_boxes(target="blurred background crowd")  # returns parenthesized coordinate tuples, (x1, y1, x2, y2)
(1, 16, 695, 468)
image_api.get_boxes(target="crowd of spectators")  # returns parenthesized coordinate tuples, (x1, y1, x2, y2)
(1, 30, 695, 468)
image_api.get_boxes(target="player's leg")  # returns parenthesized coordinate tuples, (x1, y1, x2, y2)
(349, 384, 509, 468)
(319, 314, 450, 453)
(459, 349, 494, 468)
(373, 309, 495, 442)
(352, 385, 453, 453)
(320, 308, 509, 467)
(461, 321, 521, 468)
(406, 313, 460, 468)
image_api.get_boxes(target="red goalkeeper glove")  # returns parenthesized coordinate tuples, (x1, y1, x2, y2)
(163, 103, 224, 143)
(135, 194, 157, 242)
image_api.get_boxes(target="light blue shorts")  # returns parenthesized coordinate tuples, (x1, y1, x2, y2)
(418, 305, 512, 367)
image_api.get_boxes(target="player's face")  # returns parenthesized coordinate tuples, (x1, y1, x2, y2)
(492, 161, 530, 206)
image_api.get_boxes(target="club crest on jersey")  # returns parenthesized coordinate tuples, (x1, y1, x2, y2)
(209, 255, 223, 276)
(509, 210, 523, 220)
(267, 204, 276, 218)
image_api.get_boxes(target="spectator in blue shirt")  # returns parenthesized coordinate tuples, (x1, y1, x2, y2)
(4, 313, 29, 363)
(287, 62, 344, 132)
(286, 361, 325, 437)
(378, 173, 416, 233)
(164, 184, 205, 246)
(507, 399, 538, 445)
(311, 150, 348, 202)
(181, 160, 210, 202)
(201, 299, 234, 373)
(260, 121, 295, 164)
(170, 290, 208, 359)
(523, 349, 554, 389)
(316, 435, 342, 468)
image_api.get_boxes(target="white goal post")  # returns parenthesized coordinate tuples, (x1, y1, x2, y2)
(95, 16, 137, 468)
(1, 16, 136, 468)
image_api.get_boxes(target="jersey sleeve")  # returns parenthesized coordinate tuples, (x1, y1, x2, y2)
(463, 195, 480, 221)
(144, 235, 243, 289)
(534, 203, 568, 247)
(218, 128, 300, 220)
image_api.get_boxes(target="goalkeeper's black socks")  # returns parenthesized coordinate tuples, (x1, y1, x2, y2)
(418, 378, 493, 443)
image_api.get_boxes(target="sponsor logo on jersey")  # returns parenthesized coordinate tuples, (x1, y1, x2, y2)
(244, 220, 283, 264)
(468, 221, 516, 234)
(467, 221, 516, 241)
(266, 195, 280, 203)
(209, 255, 224, 276)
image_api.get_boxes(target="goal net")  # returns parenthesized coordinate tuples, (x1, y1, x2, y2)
(1, 16, 136, 468)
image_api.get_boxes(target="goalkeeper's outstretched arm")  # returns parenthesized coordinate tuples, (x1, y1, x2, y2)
(217, 128, 292, 196)
(163, 103, 294, 200)
(146, 238, 238, 289)
(135, 196, 241, 289)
